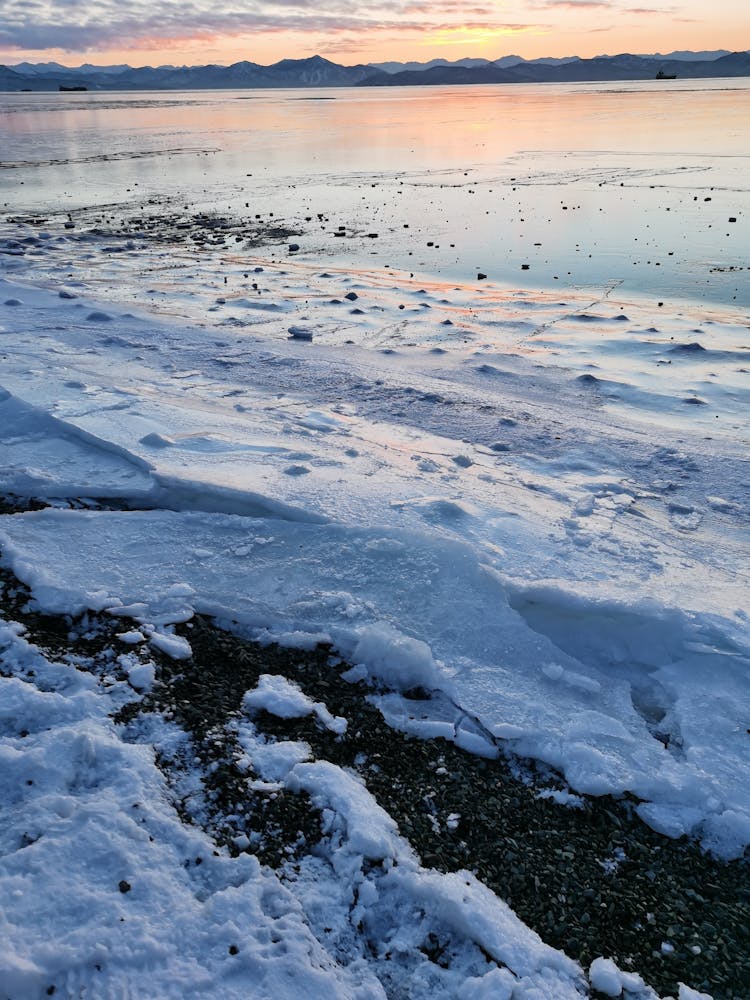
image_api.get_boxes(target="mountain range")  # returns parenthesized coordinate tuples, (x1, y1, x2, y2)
(1, 49, 749, 92)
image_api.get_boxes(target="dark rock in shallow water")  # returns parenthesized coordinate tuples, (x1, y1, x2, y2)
(344, 291, 359, 301)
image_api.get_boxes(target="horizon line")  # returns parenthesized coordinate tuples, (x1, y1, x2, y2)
(6, 47, 746, 72)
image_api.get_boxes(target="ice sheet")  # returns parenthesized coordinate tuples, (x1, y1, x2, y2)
(1, 263, 748, 859)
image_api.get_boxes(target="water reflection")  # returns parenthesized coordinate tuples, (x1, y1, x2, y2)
(1, 80, 748, 306)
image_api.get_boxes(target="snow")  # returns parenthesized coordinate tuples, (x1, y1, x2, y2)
(243, 674, 348, 734)
(350, 621, 448, 692)
(0, 625, 378, 1000)
(1, 208, 748, 997)
(589, 958, 652, 997)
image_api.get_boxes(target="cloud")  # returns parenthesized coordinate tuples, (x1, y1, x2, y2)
(0, 0, 547, 53)
(535, 0, 676, 11)
(533, 0, 614, 8)
(0, 0, 705, 58)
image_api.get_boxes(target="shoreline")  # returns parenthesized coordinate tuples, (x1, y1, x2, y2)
(0, 541, 747, 999)
(1, 191, 749, 998)
(3, 197, 749, 322)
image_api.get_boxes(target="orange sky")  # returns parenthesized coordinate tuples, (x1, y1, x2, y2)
(1, 1, 748, 67)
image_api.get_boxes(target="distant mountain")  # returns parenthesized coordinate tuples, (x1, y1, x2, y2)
(78, 63, 132, 76)
(370, 57, 494, 74)
(0, 65, 28, 89)
(371, 54, 582, 73)
(2, 50, 749, 92)
(368, 51, 731, 75)
(361, 51, 750, 87)
(636, 49, 731, 62)
(9, 61, 71, 75)
(11, 60, 131, 77)
(520, 56, 581, 67)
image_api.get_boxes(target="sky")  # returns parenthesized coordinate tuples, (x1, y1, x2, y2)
(0, 0, 748, 68)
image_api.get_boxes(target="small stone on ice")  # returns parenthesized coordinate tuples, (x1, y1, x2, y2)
(288, 326, 313, 341)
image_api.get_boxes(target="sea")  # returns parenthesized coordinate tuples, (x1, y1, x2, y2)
(1, 78, 749, 309)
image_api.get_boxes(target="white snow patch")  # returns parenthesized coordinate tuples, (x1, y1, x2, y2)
(243, 674, 347, 734)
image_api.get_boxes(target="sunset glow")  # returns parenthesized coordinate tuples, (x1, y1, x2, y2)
(0, 0, 747, 68)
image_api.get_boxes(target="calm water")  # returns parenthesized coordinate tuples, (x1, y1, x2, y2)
(2, 80, 749, 306)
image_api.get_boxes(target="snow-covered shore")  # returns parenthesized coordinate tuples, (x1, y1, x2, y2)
(1, 222, 748, 997)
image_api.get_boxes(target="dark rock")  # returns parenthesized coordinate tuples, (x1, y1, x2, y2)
(287, 326, 313, 341)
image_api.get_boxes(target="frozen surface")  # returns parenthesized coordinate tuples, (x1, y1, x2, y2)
(0, 165, 748, 995)
(1, 262, 748, 860)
